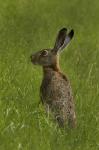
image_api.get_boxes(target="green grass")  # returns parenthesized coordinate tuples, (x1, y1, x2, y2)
(0, 0, 99, 149)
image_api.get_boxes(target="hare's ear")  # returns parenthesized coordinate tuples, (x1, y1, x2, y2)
(53, 28, 74, 53)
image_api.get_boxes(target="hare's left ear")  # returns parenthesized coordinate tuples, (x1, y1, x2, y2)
(53, 28, 74, 53)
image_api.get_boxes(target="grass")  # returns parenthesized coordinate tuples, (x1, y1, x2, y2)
(0, 0, 99, 149)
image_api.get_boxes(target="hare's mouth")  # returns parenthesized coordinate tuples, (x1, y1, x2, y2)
(31, 59, 38, 65)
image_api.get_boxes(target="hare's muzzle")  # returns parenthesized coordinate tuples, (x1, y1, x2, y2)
(30, 54, 37, 65)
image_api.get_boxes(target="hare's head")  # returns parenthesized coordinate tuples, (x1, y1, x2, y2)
(31, 28, 74, 68)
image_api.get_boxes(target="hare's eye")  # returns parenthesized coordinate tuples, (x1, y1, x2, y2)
(41, 50, 48, 56)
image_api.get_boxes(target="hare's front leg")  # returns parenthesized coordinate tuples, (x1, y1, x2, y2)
(67, 110, 76, 128)
(55, 114, 65, 127)
(51, 101, 66, 127)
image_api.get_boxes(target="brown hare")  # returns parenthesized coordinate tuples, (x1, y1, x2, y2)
(31, 28, 76, 128)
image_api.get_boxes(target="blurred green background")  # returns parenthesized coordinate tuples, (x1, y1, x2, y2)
(0, 0, 99, 149)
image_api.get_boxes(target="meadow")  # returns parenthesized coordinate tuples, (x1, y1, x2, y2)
(0, 0, 99, 149)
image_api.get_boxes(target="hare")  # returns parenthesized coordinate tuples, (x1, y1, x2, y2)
(31, 28, 76, 128)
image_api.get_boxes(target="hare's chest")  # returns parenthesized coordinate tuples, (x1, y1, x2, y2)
(40, 74, 69, 104)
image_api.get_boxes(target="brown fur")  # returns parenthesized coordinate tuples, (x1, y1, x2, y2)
(31, 28, 76, 127)
(40, 65, 76, 127)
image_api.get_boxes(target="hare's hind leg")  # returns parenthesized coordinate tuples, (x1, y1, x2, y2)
(67, 111, 76, 128)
